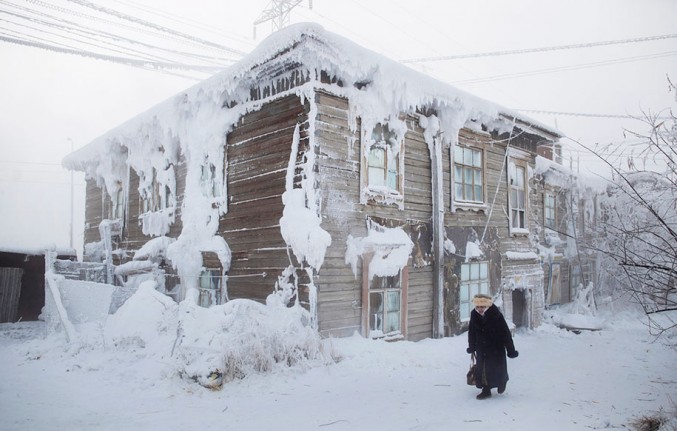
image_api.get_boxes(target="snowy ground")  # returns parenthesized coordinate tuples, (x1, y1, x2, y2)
(1, 310, 675, 431)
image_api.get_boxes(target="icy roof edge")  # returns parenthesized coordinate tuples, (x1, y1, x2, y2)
(63, 22, 561, 170)
(0, 245, 77, 256)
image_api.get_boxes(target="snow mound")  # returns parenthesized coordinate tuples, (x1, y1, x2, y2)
(104, 281, 178, 351)
(104, 280, 332, 389)
(174, 298, 330, 388)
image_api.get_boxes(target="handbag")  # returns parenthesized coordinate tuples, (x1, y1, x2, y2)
(466, 353, 476, 386)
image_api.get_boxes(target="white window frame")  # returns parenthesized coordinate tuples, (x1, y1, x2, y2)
(453, 145, 485, 205)
(140, 167, 173, 214)
(459, 261, 490, 322)
(200, 162, 220, 199)
(361, 122, 405, 207)
(508, 157, 529, 233)
(198, 268, 222, 307)
(544, 192, 556, 229)
(362, 251, 409, 340)
(111, 181, 125, 220)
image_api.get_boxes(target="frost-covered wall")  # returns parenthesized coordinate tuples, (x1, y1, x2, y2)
(63, 23, 563, 337)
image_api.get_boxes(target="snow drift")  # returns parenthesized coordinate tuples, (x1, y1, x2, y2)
(104, 281, 333, 388)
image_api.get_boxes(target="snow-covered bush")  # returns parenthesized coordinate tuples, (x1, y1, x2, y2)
(173, 297, 331, 388)
(104, 280, 333, 389)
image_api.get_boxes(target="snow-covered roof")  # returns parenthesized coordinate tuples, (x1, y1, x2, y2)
(0, 245, 76, 256)
(63, 23, 560, 173)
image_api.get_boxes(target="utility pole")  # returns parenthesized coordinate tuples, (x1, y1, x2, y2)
(253, 0, 311, 39)
(67, 137, 74, 250)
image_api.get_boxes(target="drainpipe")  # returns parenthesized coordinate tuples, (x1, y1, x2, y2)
(431, 134, 445, 338)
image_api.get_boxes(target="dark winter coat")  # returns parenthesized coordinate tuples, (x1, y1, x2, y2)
(467, 304, 517, 390)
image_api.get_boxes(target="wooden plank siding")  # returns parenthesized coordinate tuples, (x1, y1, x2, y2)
(439, 125, 552, 332)
(219, 94, 310, 304)
(314, 91, 364, 338)
(77, 75, 562, 339)
(314, 91, 434, 341)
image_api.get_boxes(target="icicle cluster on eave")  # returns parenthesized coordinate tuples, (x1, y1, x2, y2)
(62, 22, 562, 175)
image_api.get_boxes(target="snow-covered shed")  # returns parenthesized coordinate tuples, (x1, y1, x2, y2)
(0, 246, 76, 323)
(64, 23, 563, 340)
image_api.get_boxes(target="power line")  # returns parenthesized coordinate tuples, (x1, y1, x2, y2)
(65, 0, 247, 56)
(20, 0, 238, 60)
(0, 0, 239, 76)
(516, 109, 674, 120)
(401, 33, 677, 63)
(109, 0, 254, 48)
(453, 50, 677, 84)
(0, 35, 221, 78)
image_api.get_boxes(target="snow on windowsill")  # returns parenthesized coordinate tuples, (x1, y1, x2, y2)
(362, 186, 404, 209)
(452, 201, 488, 213)
(505, 251, 539, 261)
(510, 227, 530, 236)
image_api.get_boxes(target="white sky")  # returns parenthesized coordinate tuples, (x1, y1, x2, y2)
(0, 0, 675, 253)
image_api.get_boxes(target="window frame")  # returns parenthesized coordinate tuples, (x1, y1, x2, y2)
(459, 261, 490, 322)
(198, 268, 222, 307)
(508, 158, 529, 233)
(361, 251, 409, 340)
(200, 162, 221, 199)
(544, 192, 556, 229)
(452, 144, 486, 206)
(140, 167, 173, 214)
(361, 122, 405, 207)
(110, 181, 125, 220)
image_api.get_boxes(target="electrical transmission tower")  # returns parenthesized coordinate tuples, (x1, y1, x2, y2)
(253, 0, 311, 38)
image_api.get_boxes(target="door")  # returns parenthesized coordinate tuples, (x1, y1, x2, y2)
(512, 289, 527, 328)
(0, 267, 23, 323)
(547, 263, 562, 305)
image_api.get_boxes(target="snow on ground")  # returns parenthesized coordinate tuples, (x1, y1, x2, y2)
(1, 307, 675, 431)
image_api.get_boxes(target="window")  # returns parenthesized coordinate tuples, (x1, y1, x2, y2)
(363, 122, 404, 201)
(159, 183, 171, 211)
(460, 261, 489, 321)
(454, 146, 484, 203)
(509, 162, 527, 230)
(198, 268, 222, 307)
(141, 168, 173, 213)
(111, 181, 124, 220)
(544, 192, 556, 229)
(200, 163, 220, 198)
(369, 274, 402, 338)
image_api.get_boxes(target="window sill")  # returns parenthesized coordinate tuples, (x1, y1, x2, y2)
(362, 187, 404, 209)
(510, 227, 530, 236)
(139, 207, 175, 217)
(369, 330, 404, 341)
(452, 201, 488, 213)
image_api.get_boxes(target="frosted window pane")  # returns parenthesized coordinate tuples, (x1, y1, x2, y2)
(369, 292, 384, 332)
(454, 145, 462, 161)
(470, 263, 479, 280)
(473, 149, 482, 167)
(463, 148, 472, 165)
(369, 166, 385, 187)
(461, 264, 470, 280)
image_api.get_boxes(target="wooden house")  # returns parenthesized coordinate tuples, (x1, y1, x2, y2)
(64, 24, 565, 341)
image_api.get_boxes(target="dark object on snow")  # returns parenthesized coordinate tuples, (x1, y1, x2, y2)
(467, 302, 517, 397)
(476, 387, 492, 400)
(466, 353, 476, 386)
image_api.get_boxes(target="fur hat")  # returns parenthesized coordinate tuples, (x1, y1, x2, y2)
(472, 294, 493, 307)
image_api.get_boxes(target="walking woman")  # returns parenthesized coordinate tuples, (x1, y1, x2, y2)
(467, 294, 519, 399)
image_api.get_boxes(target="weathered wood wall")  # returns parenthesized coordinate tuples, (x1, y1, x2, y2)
(440, 127, 550, 331)
(219, 94, 309, 304)
(315, 91, 434, 341)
